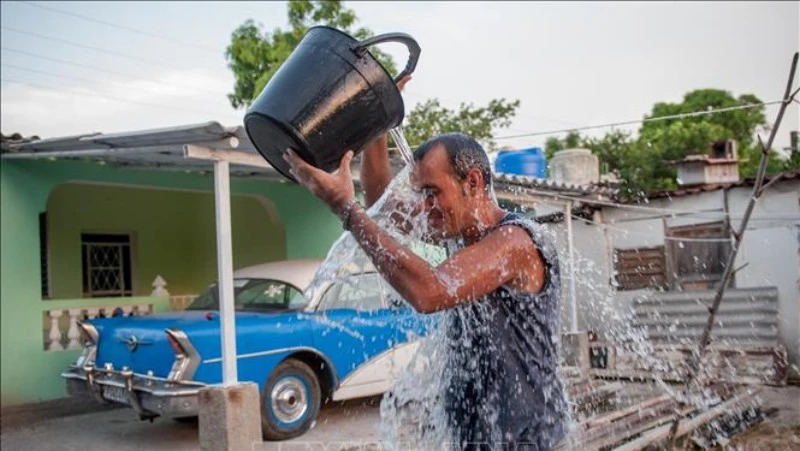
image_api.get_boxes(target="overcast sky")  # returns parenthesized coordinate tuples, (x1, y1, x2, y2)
(1, 1, 798, 150)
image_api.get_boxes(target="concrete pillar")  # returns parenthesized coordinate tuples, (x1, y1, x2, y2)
(199, 382, 262, 451)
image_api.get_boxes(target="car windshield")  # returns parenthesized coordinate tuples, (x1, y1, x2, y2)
(187, 278, 307, 312)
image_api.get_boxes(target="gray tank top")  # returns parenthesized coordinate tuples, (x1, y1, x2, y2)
(443, 212, 569, 450)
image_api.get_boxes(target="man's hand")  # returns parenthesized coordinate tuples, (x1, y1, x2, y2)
(396, 74, 412, 92)
(284, 148, 356, 215)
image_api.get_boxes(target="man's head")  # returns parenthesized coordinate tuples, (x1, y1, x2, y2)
(411, 133, 495, 240)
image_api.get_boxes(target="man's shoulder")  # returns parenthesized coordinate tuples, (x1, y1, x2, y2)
(483, 215, 542, 252)
(493, 213, 558, 262)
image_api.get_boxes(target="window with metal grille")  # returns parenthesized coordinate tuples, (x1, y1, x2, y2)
(81, 233, 133, 297)
(666, 221, 731, 291)
(613, 246, 667, 291)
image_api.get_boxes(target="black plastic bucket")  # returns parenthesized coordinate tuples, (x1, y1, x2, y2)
(244, 26, 420, 181)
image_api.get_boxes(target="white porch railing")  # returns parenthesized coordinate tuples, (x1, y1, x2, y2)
(169, 294, 198, 311)
(44, 304, 154, 351)
(154, 273, 198, 311)
(42, 276, 198, 351)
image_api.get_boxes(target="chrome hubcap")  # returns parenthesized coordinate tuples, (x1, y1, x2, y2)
(270, 377, 308, 424)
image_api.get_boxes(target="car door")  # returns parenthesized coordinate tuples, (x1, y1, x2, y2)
(311, 273, 396, 400)
(382, 283, 432, 381)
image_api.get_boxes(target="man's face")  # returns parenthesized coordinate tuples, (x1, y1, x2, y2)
(412, 145, 475, 241)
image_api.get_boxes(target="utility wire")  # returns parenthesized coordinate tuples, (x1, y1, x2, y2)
(2, 62, 105, 85)
(1, 61, 233, 108)
(19, 1, 222, 54)
(530, 198, 793, 242)
(504, 183, 800, 221)
(569, 212, 748, 243)
(1, 78, 240, 121)
(1, 47, 229, 97)
(493, 101, 785, 140)
(3, 25, 186, 71)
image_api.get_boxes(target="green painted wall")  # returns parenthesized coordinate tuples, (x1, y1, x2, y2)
(1, 159, 343, 406)
(47, 183, 285, 298)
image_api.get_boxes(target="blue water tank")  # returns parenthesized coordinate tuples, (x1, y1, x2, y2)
(494, 147, 547, 178)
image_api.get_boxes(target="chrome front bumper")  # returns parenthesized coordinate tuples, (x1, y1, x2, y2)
(62, 365, 206, 420)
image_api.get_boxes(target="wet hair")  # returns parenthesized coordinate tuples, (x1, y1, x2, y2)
(413, 132, 493, 190)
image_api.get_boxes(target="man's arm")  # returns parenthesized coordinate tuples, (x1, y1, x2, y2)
(360, 134, 392, 208)
(345, 206, 542, 313)
(359, 75, 412, 208)
(283, 145, 544, 314)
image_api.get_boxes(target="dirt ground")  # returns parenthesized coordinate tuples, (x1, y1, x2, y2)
(725, 385, 800, 450)
(1, 386, 797, 450)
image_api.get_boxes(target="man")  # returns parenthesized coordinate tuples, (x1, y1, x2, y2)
(285, 125, 569, 449)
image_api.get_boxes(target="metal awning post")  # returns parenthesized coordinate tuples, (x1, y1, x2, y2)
(182, 145, 277, 385)
(185, 144, 264, 448)
(565, 201, 578, 332)
(214, 159, 237, 385)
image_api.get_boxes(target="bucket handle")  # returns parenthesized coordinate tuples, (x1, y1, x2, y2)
(353, 32, 421, 83)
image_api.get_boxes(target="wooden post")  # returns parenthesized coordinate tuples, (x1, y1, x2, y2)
(565, 201, 578, 332)
(666, 52, 799, 445)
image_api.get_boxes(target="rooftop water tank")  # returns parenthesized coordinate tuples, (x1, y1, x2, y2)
(549, 148, 599, 186)
(494, 147, 547, 178)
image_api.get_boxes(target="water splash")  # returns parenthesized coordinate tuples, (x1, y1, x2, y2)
(302, 127, 772, 448)
(389, 126, 415, 165)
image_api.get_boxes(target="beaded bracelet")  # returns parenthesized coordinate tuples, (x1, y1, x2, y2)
(338, 199, 361, 231)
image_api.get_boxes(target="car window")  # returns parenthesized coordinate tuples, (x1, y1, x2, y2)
(383, 283, 411, 309)
(320, 274, 385, 312)
(187, 279, 308, 311)
(241, 280, 288, 310)
(287, 286, 307, 308)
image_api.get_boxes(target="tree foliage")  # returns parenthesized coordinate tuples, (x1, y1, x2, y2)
(544, 131, 580, 160)
(226, 1, 522, 153)
(225, 0, 396, 109)
(402, 98, 521, 150)
(226, 1, 520, 148)
(544, 89, 796, 198)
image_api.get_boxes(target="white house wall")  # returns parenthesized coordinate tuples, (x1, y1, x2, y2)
(729, 182, 800, 368)
(547, 217, 618, 334)
(545, 180, 800, 371)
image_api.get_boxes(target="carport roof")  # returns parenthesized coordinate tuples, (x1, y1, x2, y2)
(0, 121, 285, 179)
(1, 121, 620, 199)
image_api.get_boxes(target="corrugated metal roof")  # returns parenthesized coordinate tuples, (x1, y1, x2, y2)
(0, 132, 40, 152)
(633, 287, 780, 348)
(1, 121, 281, 179)
(643, 168, 800, 200)
(3, 122, 630, 195)
(493, 171, 620, 197)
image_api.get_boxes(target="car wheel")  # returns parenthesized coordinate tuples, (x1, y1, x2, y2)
(261, 358, 321, 441)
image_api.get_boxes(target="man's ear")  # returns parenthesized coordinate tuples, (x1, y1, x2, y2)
(465, 169, 483, 196)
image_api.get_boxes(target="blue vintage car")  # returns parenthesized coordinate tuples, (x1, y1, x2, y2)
(62, 259, 431, 440)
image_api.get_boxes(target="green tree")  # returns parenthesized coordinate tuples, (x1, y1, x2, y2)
(402, 98, 521, 150)
(544, 131, 581, 160)
(225, 0, 396, 109)
(580, 130, 663, 197)
(575, 89, 783, 197)
(638, 89, 771, 180)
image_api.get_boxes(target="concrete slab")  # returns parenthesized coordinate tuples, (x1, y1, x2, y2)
(0, 396, 382, 451)
(198, 383, 262, 451)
